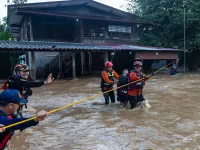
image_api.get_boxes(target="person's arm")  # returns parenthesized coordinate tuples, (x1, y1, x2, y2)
(143, 73, 151, 81)
(129, 72, 140, 82)
(113, 71, 119, 80)
(0, 117, 39, 132)
(0, 110, 48, 132)
(14, 79, 44, 88)
(26, 81, 45, 88)
(144, 76, 150, 81)
(102, 71, 114, 84)
(22, 73, 53, 88)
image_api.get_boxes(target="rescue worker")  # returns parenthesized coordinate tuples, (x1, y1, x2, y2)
(101, 61, 119, 105)
(170, 62, 177, 75)
(2, 64, 53, 117)
(127, 61, 151, 109)
(0, 90, 48, 149)
(117, 69, 129, 107)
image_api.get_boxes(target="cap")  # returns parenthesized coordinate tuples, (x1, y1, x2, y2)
(0, 90, 28, 104)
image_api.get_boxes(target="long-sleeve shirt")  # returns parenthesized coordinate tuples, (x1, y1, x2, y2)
(9, 78, 44, 90)
(5, 77, 45, 98)
(101, 70, 119, 84)
(0, 110, 39, 143)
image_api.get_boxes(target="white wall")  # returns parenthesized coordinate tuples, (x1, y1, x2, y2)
(35, 52, 59, 67)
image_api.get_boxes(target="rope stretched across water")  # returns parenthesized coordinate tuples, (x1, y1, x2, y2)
(4, 60, 177, 129)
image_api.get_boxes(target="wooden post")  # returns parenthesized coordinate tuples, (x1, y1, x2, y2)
(23, 17, 30, 66)
(26, 52, 29, 65)
(104, 52, 108, 63)
(29, 17, 36, 80)
(31, 51, 36, 80)
(131, 25, 134, 40)
(72, 52, 76, 79)
(59, 52, 63, 78)
(80, 19, 83, 42)
(88, 52, 92, 73)
(81, 52, 85, 75)
(29, 17, 33, 41)
(24, 17, 28, 40)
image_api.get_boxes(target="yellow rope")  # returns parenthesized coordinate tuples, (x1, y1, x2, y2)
(4, 60, 176, 129)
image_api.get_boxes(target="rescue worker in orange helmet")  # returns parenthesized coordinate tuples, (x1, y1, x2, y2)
(127, 61, 152, 109)
(101, 61, 119, 105)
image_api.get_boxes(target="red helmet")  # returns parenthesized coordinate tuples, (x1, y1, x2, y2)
(134, 61, 142, 66)
(105, 61, 113, 68)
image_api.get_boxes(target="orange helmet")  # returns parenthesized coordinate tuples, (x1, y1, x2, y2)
(105, 61, 113, 68)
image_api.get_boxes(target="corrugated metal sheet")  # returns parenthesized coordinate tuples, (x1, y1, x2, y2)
(0, 40, 112, 51)
(0, 40, 181, 52)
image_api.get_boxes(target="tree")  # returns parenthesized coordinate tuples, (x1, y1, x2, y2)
(126, 0, 200, 70)
(0, 17, 11, 40)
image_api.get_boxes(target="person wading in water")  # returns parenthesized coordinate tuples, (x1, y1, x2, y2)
(127, 61, 151, 109)
(101, 61, 119, 105)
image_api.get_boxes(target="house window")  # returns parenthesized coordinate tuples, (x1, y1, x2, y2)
(84, 25, 105, 38)
(107, 25, 131, 40)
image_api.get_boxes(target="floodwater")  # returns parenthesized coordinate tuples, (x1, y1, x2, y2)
(7, 73, 200, 150)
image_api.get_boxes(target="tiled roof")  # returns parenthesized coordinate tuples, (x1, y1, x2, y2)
(0, 40, 181, 52)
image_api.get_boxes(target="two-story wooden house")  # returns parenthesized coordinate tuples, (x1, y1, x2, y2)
(3, 0, 180, 79)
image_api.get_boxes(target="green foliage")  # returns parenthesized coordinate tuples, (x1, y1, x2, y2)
(126, 0, 200, 69)
(127, 0, 200, 48)
(0, 17, 11, 40)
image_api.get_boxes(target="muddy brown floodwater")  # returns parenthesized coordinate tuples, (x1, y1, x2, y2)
(7, 73, 200, 150)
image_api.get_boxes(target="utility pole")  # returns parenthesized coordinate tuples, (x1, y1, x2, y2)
(183, 7, 186, 73)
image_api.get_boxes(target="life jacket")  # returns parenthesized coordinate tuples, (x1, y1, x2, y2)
(1, 75, 21, 90)
(128, 70, 145, 90)
(117, 75, 128, 95)
(0, 114, 14, 150)
(2, 76, 29, 116)
(101, 70, 114, 89)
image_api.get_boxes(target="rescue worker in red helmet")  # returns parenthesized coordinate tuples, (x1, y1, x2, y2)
(101, 61, 119, 105)
(127, 61, 151, 109)
(2, 64, 53, 117)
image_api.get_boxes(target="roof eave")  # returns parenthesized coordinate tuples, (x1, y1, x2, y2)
(16, 9, 153, 25)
